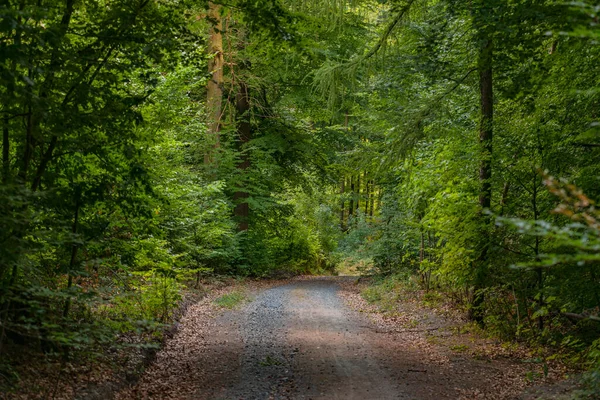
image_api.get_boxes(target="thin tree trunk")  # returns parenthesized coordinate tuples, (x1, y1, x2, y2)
(356, 173, 361, 213)
(471, 36, 494, 324)
(426, 231, 433, 290)
(364, 176, 369, 215)
(233, 81, 251, 232)
(419, 226, 425, 283)
(342, 112, 349, 229)
(340, 178, 345, 230)
(478, 40, 493, 214)
(532, 171, 543, 331)
(499, 181, 510, 216)
(205, 1, 224, 165)
(63, 199, 80, 319)
(31, 136, 57, 191)
(2, 116, 8, 183)
(19, 103, 33, 183)
(369, 181, 375, 217)
(349, 176, 354, 217)
(2, 1, 22, 185)
(24, 0, 75, 186)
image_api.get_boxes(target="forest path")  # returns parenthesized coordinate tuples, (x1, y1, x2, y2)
(117, 277, 565, 400)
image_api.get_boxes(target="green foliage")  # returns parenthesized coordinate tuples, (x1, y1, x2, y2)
(2, 0, 600, 394)
(314, 0, 600, 384)
(361, 273, 417, 313)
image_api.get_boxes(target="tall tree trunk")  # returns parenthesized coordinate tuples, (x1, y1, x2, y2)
(2, 116, 8, 184)
(340, 178, 345, 230)
(471, 36, 494, 324)
(419, 225, 425, 283)
(478, 40, 493, 214)
(205, 1, 223, 165)
(21, 0, 75, 186)
(63, 198, 80, 319)
(356, 173, 361, 213)
(369, 181, 375, 217)
(19, 102, 33, 183)
(349, 176, 354, 217)
(233, 81, 251, 231)
(364, 176, 369, 215)
(499, 181, 510, 216)
(532, 171, 543, 331)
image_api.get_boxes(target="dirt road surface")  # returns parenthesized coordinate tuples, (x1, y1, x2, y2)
(117, 277, 569, 400)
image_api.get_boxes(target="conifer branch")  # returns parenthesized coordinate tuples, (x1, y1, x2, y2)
(312, 0, 417, 109)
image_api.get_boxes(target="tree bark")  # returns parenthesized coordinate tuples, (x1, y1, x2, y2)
(369, 181, 375, 217)
(2, 116, 8, 184)
(340, 178, 345, 230)
(471, 35, 494, 324)
(348, 175, 354, 217)
(419, 228, 425, 264)
(233, 81, 251, 231)
(63, 198, 80, 319)
(364, 176, 369, 215)
(532, 171, 543, 331)
(349, 176, 354, 217)
(499, 181, 509, 216)
(478, 40, 493, 213)
(18, 103, 33, 183)
(23, 0, 75, 186)
(205, 1, 224, 165)
(356, 173, 361, 213)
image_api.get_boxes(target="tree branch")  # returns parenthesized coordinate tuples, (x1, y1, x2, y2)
(562, 312, 600, 323)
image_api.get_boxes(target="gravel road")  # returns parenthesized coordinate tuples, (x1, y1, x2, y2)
(218, 278, 402, 400)
(171, 277, 413, 400)
(121, 277, 564, 400)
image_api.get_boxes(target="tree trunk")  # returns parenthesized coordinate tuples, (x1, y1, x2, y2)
(369, 179, 376, 217)
(499, 181, 509, 216)
(349, 176, 354, 217)
(532, 171, 543, 331)
(63, 198, 80, 319)
(233, 81, 251, 232)
(18, 103, 33, 183)
(471, 36, 494, 324)
(205, 1, 224, 165)
(2, 116, 8, 183)
(341, 112, 349, 229)
(478, 40, 493, 213)
(419, 226, 425, 284)
(356, 173, 361, 213)
(21, 0, 75, 186)
(364, 176, 369, 215)
(340, 178, 345, 230)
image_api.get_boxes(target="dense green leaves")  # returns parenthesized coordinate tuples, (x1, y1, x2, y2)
(2, 0, 600, 394)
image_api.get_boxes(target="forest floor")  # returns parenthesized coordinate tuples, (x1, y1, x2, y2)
(112, 276, 579, 400)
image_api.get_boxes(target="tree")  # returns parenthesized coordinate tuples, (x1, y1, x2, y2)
(206, 1, 224, 165)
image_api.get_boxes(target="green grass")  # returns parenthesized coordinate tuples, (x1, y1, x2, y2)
(360, 274, 415, 313)
(422, 291, 443, 307)
(214, 291, 247, 309)
(450, 344, 470, 352)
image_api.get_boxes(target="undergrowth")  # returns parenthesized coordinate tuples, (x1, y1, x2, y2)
(360, 272, 419, 313)
(359, 271, 600, 394)
(214, 291, 247, 309)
